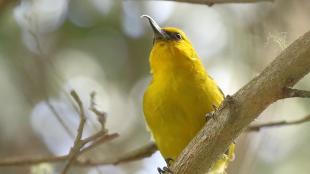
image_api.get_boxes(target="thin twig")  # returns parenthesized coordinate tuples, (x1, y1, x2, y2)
(1, 113, 310, 167)
(0, 156, 67, 167)
(80, 133, 119, 155)
(283, 87, 310, 98)
(61, 90, 87, 174)
(76, 142, 157, 166)
(25, 18, 107, 174)
(0, 142, 155, 167)
(0, 135, 119, 167)
(60, 91, 118, 174)
(28, 25, 76, 140)
(46, 100, 75, 139)
(126, 0, 273, 6)
(247, 114, 310, 131)
(89, 91, 107, 130)
(112, 142, 157, 165)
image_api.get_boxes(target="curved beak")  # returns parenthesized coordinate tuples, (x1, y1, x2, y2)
(141, 15, 169, 40)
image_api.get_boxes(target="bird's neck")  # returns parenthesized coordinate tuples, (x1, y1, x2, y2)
(150, 57, 208, 82)
(149, 42, 209, 83)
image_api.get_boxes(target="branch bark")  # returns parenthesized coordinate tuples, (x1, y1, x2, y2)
(282, 88, 310, 98)
(159, 0, 273, 6)
(169, 30, 310, 174)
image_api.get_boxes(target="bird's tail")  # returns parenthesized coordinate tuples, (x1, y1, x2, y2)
(207, 143, 235, 174)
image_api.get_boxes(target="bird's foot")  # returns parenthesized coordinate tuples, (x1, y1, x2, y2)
(205, 104, 218, 122)
(165, 158, 174, 167)
(158, 166, 173, 174)
(205, 111, 215, 122)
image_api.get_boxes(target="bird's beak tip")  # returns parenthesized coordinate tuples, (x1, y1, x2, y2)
(141, 14, 167, 40)
(140, 14, 149, 19)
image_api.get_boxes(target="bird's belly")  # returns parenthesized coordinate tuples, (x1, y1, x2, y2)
(143, 75, 224, 160)
(153, 112, 204, 160)
(147, 94, 209, 160)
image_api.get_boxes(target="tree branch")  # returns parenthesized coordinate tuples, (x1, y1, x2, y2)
(169, 30, 310, 174)
(0, 156, 67, 167)
(3, 109, 310, 169)
(0, 30, 309, 171)
(247, 114, 310, 131)
(0, 91, 156, 168)
(61, 91, 87, 174)
(0, 141, 155, 167)
(156, 0, 273, 6)
(3, 111, 310, 168)
(282, 87, 310, 98)
(76, 142, 158, 166)
(60, 91, 121, 173)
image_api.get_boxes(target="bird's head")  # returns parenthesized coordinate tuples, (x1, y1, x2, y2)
(142, 15, 200, 75)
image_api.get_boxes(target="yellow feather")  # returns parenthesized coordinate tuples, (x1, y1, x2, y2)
(143, 27, 234, 173)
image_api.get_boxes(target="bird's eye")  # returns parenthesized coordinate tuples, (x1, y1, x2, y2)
(175, 33, 182, 40)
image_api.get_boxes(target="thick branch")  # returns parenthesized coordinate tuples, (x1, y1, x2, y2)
(169, 30, 310, 174)
(248, 114, 310, 131)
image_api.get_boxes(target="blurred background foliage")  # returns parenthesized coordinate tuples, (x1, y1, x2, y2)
(0, 0, 309, 174)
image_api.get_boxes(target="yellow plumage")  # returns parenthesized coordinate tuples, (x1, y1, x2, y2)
(142, 16, 234, 173)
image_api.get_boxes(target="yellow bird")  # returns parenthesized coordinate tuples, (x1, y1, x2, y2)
(142, 15, 235, 174)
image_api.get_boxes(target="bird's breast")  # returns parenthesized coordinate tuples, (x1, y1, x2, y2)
(143, 73, 222, 159)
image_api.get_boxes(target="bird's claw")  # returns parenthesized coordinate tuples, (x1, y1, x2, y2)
(205, 111, 215, 122)
(158, 166, 173, 174)
(205, 104, 218, 122)
(165, 158, 174, 166)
